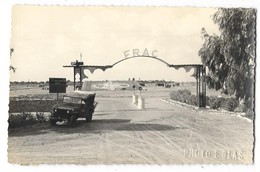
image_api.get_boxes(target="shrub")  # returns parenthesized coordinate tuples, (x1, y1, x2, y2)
(36, 112, 48, 123)
(9, 99, 61, 113)
(170, 89, 197, 106)
(170, 90, 240, 112)
(8, 114, 26, 128)
(187, 95, 198, 106)
(209, 97, 221, 109)
(225, 98, 239, 111)
(8, 112, 47, 128)
(8, 112, 37, 128)
(245, 110, 254, 120)
(244, 97, 254, 112)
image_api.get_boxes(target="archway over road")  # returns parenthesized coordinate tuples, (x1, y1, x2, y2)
(63, 55, 206, 107)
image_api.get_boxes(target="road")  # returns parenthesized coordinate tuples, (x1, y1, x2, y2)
(8, 97, 254, 164)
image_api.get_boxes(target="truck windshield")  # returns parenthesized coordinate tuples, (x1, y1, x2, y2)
(63, 96, 82, 104)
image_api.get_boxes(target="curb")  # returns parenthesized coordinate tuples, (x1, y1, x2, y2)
(161, 98, 252, 123)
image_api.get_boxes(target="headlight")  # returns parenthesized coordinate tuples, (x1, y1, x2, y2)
(67, 110, 70, 113)
(54, 109, 57, 112)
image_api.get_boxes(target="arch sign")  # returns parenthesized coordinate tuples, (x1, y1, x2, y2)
(63, 49, 206, 107)
(124, 48, 158, 58)
(112, 48, 169, 67)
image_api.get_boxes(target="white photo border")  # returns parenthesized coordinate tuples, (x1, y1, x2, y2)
(0, 1, 258, 172)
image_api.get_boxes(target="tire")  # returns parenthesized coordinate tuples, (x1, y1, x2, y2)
(69, 115, 77, 127)
(50, 118, 57, 126)
(86, 109, 93, 122)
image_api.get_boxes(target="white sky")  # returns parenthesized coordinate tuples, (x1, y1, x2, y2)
(10, 6, 219, 82)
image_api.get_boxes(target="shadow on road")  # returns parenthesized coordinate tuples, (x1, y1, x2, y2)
(8, 123, 51, 136)
(9, 119, 186, 136)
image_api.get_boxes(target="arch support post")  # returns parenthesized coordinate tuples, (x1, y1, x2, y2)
(73, 67, 76, 90)
(196, 65, 206, 107)
(64, 60, 85, 91)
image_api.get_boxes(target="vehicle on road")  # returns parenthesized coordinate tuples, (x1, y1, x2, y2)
(50, 93, 97, 127)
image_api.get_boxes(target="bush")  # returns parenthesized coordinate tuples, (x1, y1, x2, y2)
(225, 98, 238, 111)
(187, 95, 198, 106)
(209, 97, 221, 109)
(170, 89, 197, 106)
(9, 99, 61, 113)
(170, 90, 239, 111)
(244, 97, 254, 112)
(36, 112, 48, 123)
(8, 114, 26, 128)
(207, 97, 239, 111)
(8, 112, 48, 128)
(245, 110, 254, 120)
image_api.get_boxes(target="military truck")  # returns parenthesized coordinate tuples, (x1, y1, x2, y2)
(50, 93, 97, 127)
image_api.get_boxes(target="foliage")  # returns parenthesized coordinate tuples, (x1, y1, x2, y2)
(170, 89, 198, 106)
(36, 112, 48, 123)
(8, 112, 48, 128)
(245, 110, 254, 120)
(10, 48, 16, 73)
(8, 112, 37, 128)
(188, 95, 198, 106)
(8, 99, 61, 128)
(198, 8, 256, 111)
(225, 98, 239, 111)
(170, 90, 239, 111)
(9, 99, 61, 113)
(208, 97, 221, 109)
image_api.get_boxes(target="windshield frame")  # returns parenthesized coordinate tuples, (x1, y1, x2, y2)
(62, 96, 84, 105)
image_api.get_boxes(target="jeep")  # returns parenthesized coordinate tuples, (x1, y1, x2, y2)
(50, 93, 97, 127)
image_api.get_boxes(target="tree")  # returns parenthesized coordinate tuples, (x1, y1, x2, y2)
(199, 8, 256, 110)
(10, 48, 16, 72)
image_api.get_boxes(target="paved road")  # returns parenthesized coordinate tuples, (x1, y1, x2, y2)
(8, 97, 253, 164)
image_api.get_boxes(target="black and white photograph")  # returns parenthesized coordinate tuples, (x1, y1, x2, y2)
(1, 1, 258, 170)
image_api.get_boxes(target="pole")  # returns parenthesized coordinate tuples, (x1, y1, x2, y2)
(73, 67, 76, 90)
(80, 66, 82, 89)
(196, 66, 200, 106)
(80, 53, 82, 62)
(202, 66, 206, 107)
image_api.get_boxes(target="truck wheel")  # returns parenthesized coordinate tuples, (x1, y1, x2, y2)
(86, 109, 93, 122)
(69, 115, 77, 127)
(50, 118, 57, 126)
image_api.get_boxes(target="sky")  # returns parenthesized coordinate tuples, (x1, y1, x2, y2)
(10, 6, 219, 82)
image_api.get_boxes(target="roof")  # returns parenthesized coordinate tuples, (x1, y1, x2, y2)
(65, 92, 96, 99)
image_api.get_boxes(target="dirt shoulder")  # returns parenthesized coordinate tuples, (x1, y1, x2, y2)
(8, 97, 254, 165)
